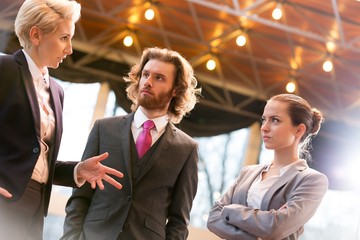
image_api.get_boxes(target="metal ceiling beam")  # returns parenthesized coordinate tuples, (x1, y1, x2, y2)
(331, 0, 346, 45)
(187, 0, 327, 42)
(187, 0, 360, 53)
(1, 1, 358, 127)
(200, 99, 261, 119)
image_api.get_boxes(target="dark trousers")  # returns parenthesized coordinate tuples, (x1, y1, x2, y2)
(0, 180, 45, 240)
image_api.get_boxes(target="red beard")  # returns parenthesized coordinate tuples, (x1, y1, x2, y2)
(138, 87, 174, 111)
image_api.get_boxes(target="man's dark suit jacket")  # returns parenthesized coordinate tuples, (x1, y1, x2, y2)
(62, 114, 199, 240)
(0, 50, 78, 215)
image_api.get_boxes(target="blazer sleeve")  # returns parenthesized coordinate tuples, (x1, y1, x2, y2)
(61, 121, 101, 240)
(166, 141, 199, 240)
(219, 169, 328, 239)
(53, 161, 78, 187)
(207, 176, 258, 240)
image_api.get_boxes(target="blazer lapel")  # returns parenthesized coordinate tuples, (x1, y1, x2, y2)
(48, 78, 62, 125)
(260, 160, 308, 210)
(48, 78, 63, 151)
(238, 165, 264, 205)
(119, 113, 135, 192)
(15, 50, 41, 138)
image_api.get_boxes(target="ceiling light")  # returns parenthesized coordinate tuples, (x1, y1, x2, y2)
(326, 41, 336, 53)
(206, 59, 216, 71)
(123, 35, 133, 47)
(145, 8, 155, 20)
(272, 4, 283, 20)
(322, 59, 333, 72)
(236, 34, 246, 47)
(290, 59, 298, 70)
(286, 80, 296, 93)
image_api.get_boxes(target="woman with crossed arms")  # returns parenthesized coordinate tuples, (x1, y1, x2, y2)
(207, 93, 328, 240)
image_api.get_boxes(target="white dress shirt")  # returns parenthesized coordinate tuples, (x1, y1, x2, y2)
(23, 50, 55, 184)
(23, 50, 83, 186)
(247, 160, 305, 209)
(131, 108, 169, 145)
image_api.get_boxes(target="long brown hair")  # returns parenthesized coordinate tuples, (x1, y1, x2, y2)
(124, 47, 201, 124)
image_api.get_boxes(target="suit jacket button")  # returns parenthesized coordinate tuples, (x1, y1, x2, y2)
(127, 196, 131, 201)
(33, 147, 40, 154)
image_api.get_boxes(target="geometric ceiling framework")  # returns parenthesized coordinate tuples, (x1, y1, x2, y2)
(1, 0, 360, 189)
(76, 0, 360, 128)
(73, 0, 360, 130)
(1, 0, 360, 132)
(1, 0, 360, 126)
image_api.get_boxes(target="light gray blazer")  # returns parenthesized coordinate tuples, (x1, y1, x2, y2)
(207, 160, 328, 240)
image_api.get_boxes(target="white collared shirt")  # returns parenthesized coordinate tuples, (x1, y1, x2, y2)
(23, 50, 55, 184)
(247, 159, 305, 209)
(22, 50, 86, 187)
(131, 108, 169, 146)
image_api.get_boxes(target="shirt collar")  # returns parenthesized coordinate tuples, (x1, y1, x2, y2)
(22, 49, 49, 88)
(263, 159, 306, 176)
(134, 108, 169, 132)
(280, 159, 307, 175)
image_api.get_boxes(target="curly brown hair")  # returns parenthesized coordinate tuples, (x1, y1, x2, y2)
(124, 47, 201, 124)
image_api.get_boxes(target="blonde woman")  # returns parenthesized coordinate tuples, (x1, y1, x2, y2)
(0, 1, 123, 239)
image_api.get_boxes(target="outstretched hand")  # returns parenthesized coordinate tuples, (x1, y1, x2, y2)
(0, 187, 12, 199)
(77, 152, 124, 190)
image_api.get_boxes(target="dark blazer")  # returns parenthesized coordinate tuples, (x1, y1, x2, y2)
(62, 114, 199, 240)
(207, 161, 328, 240)
(0, 50, 78, 214)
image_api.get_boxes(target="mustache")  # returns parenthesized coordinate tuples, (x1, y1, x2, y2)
(140, 86, 152, 92)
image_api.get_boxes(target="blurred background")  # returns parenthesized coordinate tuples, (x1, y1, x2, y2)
(1, 0, 360, 239)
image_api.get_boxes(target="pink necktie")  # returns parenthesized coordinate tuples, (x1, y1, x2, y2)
(136, 120, 155, 158)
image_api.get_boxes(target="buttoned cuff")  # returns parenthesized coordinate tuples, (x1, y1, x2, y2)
(221, 205, 231, 223)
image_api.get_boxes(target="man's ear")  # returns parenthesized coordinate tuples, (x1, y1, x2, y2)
(29, 26, 41, 46)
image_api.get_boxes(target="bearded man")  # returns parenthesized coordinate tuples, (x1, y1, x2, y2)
(62, 47, 201, 240)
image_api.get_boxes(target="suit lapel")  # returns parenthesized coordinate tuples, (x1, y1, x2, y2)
(237, 165, 264, 205)
(260, 160, 308, 210)
(15, 50, 41, 138)
(48, 78, 62, 127)
(48, 78, 63, 152)
(119, 113, 135, 192)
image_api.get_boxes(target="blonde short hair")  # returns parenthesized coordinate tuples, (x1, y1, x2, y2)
(14, 0, 81, 49)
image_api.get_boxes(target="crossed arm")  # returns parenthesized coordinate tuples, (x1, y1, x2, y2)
(207, 170, 328, 240)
